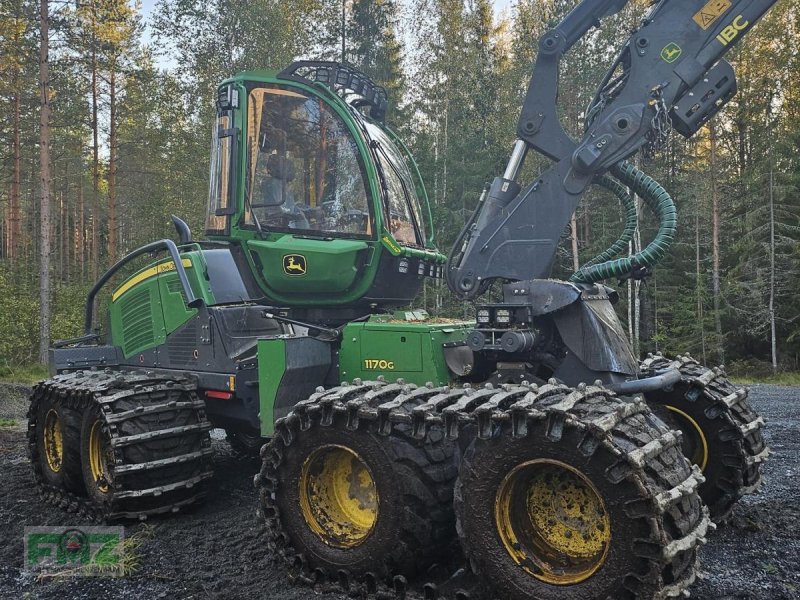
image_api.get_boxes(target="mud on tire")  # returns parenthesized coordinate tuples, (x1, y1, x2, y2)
(28, 381, 84, 494)
(454, 381, 709, 600)
(256, 380, 458, 587)
(642, 354, 769, 522)
(29, 370, 214, 521)
(225, 427, 263, 459)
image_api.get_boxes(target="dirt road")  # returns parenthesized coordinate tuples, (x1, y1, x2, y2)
(0, 382, 797, 599)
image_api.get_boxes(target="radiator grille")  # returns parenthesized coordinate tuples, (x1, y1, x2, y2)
(165, 276, 186, 299)
(120, 286, 155, 356)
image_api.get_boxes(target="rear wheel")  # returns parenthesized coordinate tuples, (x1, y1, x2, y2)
(455, 382, 708, 600)
(225, 427, 263, 459)
(30, 387, 83, 494)
(29, 371, 213, 520)
(642, 354, 769, 521)
(80, 406, 115, 505)
(78, 376, 214, 519)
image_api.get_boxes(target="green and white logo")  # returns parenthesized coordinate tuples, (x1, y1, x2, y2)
(25, 526, 124, 576)
(661, 42, 683, 63)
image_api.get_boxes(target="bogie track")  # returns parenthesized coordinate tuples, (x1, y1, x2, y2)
(28, 370, 214, 521)
(257, 378, 709, 600)
(641, 354, 770, 522)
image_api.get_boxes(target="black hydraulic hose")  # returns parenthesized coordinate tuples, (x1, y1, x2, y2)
(571, 161, 677, 284)
(579, 175, 638, 270)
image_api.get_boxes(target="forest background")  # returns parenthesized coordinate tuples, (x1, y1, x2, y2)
(0, 0, 798, 379)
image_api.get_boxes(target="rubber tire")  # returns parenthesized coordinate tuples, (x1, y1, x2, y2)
(34, 391, 84, 494)
(80, 405, 113, 506)
(455, 411, 701, 600)
(225, 428, 263, 459)
(269, 417, 455, 581)
(80, 382, 212, 517)
(645, 360, 767, 521)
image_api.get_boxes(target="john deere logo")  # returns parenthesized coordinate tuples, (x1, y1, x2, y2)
(661, 43, 683, 63)
(283, 254, 307, 276)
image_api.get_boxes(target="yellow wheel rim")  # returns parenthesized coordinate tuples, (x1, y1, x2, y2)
(88, 420, 113, 494)
(43, 409, 63, 473)
(495, 459, 611, 585)
(299, 445, 378, 548)
(665, 406, 709, 472)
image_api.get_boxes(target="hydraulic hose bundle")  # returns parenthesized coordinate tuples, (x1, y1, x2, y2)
(570, 161, 677, 284)
(579, 174, 638, 271)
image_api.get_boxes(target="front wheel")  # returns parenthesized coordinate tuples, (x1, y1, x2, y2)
(455, 382, 708, 600)
(257, 381, 458, 585)
(642, 354, 769, 521)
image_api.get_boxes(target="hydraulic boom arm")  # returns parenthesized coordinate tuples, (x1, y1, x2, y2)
(447, 0, 779, 298)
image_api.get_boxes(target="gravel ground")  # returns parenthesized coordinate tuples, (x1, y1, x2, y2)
(0, 382, 797, 599)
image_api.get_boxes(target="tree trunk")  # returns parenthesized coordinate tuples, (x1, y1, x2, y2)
(39, 0, 52, 364)
(59, 192, 64, 280)
(633, 213, 642, 357)
(696, 210, 707, 364)
(570, 212, 580, 273)
(767, 111, 777, 373)
(108, 67, 118, 266)
(91, 4, 100, 281)
(709, 123, 724, 364)
(9, 1, 23, 262)
(78, 175, 85, 280)
(627, 240, 633, 348)
(10, 86, 21, 261)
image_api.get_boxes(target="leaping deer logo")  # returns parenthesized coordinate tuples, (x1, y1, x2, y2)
(283, 254, 307, 275)
(660, 43, 683, 63)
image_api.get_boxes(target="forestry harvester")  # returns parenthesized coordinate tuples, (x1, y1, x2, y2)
(29, 1, 775, 598)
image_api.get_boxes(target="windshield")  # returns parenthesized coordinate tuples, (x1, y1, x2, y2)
(244, 85, 372, 237)
(364, 122, 426, 247)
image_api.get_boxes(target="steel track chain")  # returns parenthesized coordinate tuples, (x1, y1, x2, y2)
(256, 377, 710, 600)
(641, 353, 770, 516)
(27, 369, 213, 522)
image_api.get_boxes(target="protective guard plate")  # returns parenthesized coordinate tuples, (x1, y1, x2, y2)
(553, 295, 638, 376)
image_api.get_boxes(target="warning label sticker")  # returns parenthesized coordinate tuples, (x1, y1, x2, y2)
(693, 0, 733, 30)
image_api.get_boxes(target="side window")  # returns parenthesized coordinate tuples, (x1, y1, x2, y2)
(245, 86, 372, 237)
(364, 122, 425, 247)
(206, 112, 234, 234)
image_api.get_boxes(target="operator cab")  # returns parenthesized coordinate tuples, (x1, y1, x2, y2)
(206, 62, 443, 314)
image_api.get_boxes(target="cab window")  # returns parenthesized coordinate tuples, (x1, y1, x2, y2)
(364, 122, 425, 246)
(206, 112, 233, 234)
(244, 86, 372, 237)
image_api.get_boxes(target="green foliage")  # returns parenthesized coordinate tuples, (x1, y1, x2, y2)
(2, 0, 800, 375)
(729, 370, 800, 386)
(0, 268, 88, 368)
(0, 363, 48, 385)
(348, 0, 406, 124)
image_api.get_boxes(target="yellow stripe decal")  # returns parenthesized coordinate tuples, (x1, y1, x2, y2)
(112, 259, 193, 302)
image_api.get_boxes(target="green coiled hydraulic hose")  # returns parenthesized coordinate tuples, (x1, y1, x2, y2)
(570, 161, 677, 284)
(580, 175, 638, 271)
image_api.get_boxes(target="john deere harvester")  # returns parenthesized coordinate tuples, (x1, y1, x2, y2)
(30, 1, 775, 598)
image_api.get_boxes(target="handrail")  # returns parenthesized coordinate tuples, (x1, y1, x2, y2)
(84, 239, 203, 335)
